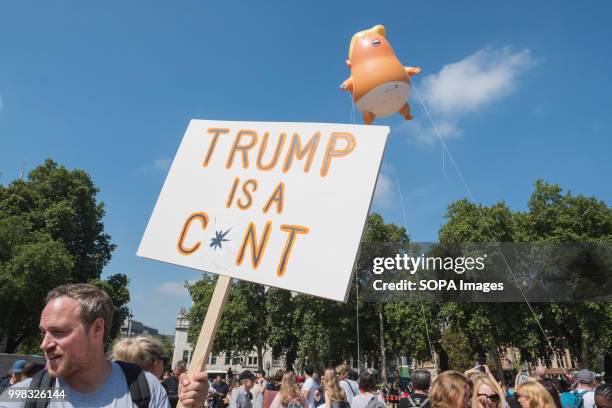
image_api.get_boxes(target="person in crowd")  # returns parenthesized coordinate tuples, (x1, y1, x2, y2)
(516, 369, 532, 389)
(534, 367, 547, 382)
(594, 384, 612, 408)
(465, 365, 506, 401)
(0, 360, 27, 394)
(321, 368, 348, 408)
(314, 382, 325, 408)
(254, 370, 269, 408)
(336, 365, 357, 406)
(388, 381, 400, 408)
(226, 376, 241, 406)
(212, 374, 230, 396)
(563, 369, 596, 408)
(538, 379, 562, 408)
(271, 372, 307, 408)
(471, 375, 506, 408)
(21, 362, 45, 379)
(313, 373, 322, 404)
(351, 372, 385, 408)
(268, 370, 285, 392)
(111, 335, 167, 379)
(428, 370, 471, 408)
(516, 381, 557, 408)
(407, 369, 431, 408)
(0, 283, 209, 408)
(302, 366, 319, 408)
(348, 371, 360, 404)
(381, 383, 390, 404)
(230, 370, 257, 408)
(162, 361, 187, 408)
(264, 370, 285, 408)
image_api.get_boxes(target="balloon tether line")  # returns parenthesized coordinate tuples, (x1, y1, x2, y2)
(396, 177, 437, 371)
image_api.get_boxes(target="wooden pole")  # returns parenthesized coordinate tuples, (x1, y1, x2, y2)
(177, 275, 233, 408)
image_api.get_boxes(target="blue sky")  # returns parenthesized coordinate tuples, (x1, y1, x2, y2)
(1, 1, 610, 334)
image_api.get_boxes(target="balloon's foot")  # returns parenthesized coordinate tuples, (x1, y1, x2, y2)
(363, 111, 376, 125)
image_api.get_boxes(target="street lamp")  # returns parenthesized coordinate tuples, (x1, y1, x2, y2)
(127, 311, 133, 337)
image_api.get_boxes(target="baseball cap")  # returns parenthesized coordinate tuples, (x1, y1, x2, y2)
(576, 369, 595, 384)
(239, 370, 256, 381)
(11, 360, 27, 374)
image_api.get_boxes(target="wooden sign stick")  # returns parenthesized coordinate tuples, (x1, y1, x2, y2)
(177, 275, 233, 408)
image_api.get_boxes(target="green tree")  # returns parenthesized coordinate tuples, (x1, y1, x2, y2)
(437, 180, 612, 369)
(186, 275, 270, 371)
(0, 159, 128, 352)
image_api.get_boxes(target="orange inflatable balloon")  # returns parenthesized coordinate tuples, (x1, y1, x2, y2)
(340, 25, 421, 125)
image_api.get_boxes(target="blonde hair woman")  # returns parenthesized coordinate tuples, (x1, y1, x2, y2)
(111, 335, 166, 379)
(516, 381, 557, 408)
(271, 372, 307, 408)
(323, 368, 348, 408)
(429, 371, 472, 408)
(471, 375, 505, 408)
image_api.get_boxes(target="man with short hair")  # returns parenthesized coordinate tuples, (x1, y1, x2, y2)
(162, 361, 188, 408)
(336, 365, 358, 406)
(0, 360, 27, 395)
(302, 367, 318, 408)
(211, 375, 229, 396)
(230, 370, 256, 408)
(563, 369, 596, 408)
(0, 283, 209, 407)
(407, 370, 431, 408)
(352, 372, 385, 408)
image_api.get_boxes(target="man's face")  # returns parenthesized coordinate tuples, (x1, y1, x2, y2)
(39, 297, 104, 379)
(244, 379, 254, 391)
(10, 372, 23, 384)
(216, 376, 222, 383)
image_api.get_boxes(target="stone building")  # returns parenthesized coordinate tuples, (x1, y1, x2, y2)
(171, 308, 284, 374)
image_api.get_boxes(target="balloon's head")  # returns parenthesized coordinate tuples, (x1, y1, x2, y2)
(348, 25, 396, 67)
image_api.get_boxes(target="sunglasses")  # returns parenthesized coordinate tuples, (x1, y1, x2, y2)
(478, 394, 500, 402)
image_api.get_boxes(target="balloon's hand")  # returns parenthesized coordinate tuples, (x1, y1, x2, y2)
(340, 77, 353, 92)
(405, 66, 422, 76)
(179, 371, 209, 407)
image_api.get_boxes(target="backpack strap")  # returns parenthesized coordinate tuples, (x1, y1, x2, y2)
(25, 369, 56, 408)
(116, 361, 151, 408)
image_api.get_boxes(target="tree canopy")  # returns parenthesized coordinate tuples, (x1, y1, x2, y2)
(183, 179, 611, 373)
(0, 159, 129, 352)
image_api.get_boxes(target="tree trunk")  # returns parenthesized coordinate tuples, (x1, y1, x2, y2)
(257, 343, 264, 371)
(379, 303, 387, 385)
(580, 334, 590, 369)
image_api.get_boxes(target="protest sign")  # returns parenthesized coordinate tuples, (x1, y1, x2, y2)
(138, 120, 389, 302)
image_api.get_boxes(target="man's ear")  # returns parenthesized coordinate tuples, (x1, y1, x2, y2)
(91, 317, 105, 339)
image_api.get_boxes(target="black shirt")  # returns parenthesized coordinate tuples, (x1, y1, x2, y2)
(162, 375, 180, 408)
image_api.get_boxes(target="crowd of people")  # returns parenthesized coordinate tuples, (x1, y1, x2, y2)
(201, 364, 611, 408)
(0, 283, 610, 408)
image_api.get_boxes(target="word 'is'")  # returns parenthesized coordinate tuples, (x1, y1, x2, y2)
(203, 128, 356, 177)
(176, 212, 308, 278)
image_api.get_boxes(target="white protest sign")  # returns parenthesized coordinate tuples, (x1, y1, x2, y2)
(138, 120, 389, 302)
